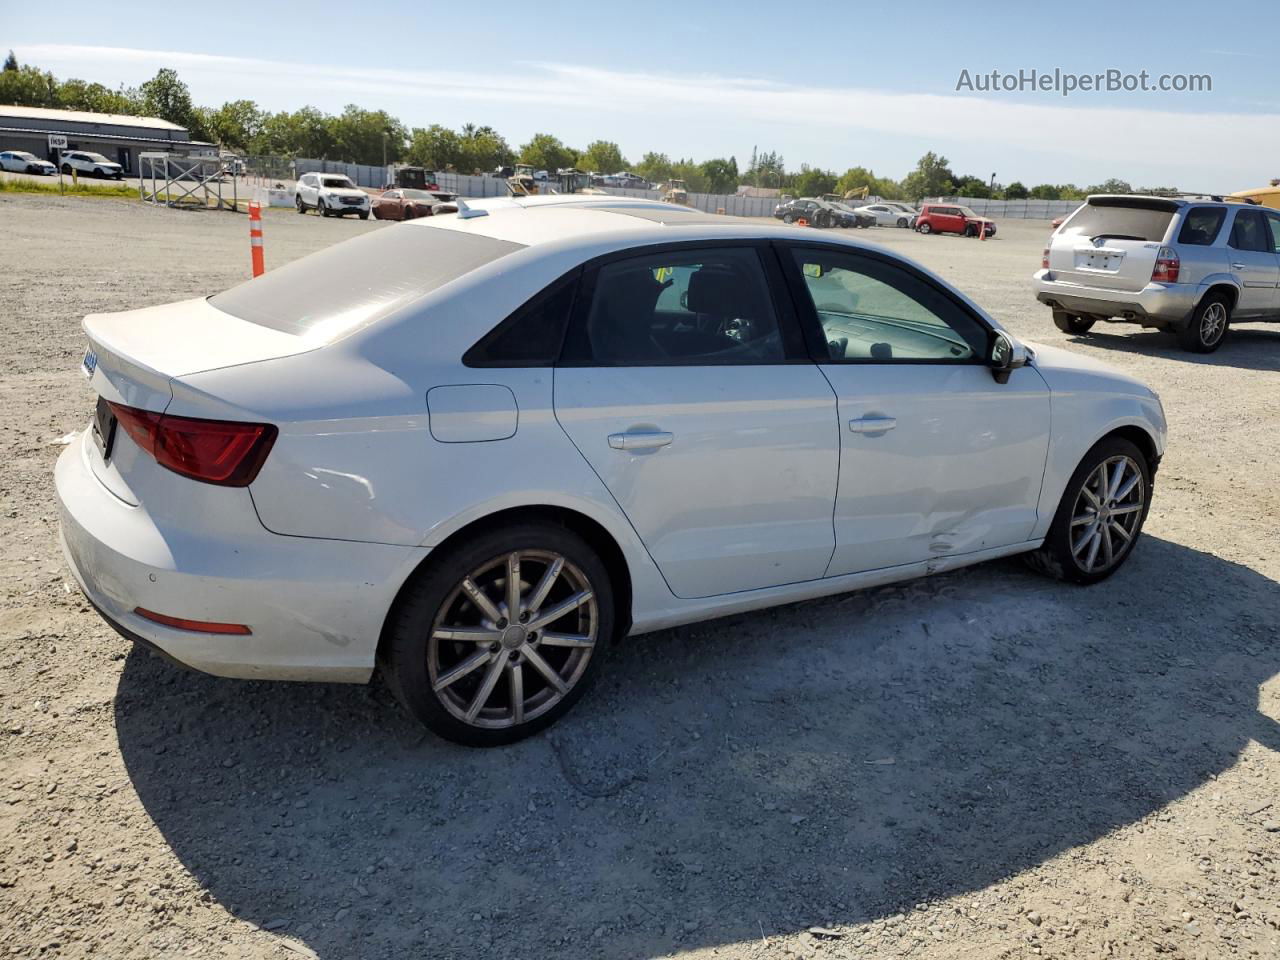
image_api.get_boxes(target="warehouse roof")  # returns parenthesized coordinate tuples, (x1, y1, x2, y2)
(0, 104, 188, 133)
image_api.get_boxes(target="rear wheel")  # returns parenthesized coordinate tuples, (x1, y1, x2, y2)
(1176, 294, 1230, 353)
(1025, 436, 1150, 585)
(381, 523, 614, 746)
(61, 163, 71, 175)
(1053, 311, 1096, 334)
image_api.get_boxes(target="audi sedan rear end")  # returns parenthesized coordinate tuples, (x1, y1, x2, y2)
(58, 195, 1166, 746)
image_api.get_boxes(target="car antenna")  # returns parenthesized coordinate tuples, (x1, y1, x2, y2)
(453, 198, 488, 220)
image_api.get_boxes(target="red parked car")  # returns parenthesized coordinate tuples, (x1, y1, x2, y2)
(915, 203, 996, 238)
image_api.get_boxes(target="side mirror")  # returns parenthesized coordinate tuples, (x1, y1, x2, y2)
(988, 331, 1028, 384)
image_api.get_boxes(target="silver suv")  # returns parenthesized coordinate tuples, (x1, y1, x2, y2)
(1034, 195, 1280, 352)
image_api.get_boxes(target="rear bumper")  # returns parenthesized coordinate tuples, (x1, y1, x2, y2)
(1034, 272, 1198, 324)
(55, 431, 427, 682)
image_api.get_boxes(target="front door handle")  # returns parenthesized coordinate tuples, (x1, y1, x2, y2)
(849, 416, 897, 434)
(1231, 262, 1246, 270)
(608, 431, 674, 450)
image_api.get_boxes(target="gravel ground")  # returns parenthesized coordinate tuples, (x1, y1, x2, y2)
(1, 195, 1278, 960)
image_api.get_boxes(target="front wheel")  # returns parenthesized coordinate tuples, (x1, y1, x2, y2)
(897, 217, 908, 228)
(1053, 311, 1095, 334)
(1176, 294, 1230, 353)
(917, 222, 932, 234)
(1025, 437, 1151, 585)
(782, 213, 794, 224)
(381, 523, 614, 746)
(359, 211, 369, 220)
(295, 196, 306, 214)
(317, 200, 328, 217)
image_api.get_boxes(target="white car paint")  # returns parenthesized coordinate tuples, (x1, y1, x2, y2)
(56, 194, 1166, 687)
(856, 204, 913, 227)
(295, 172, 371, 216)
(0, 150, 57, 175)
(59, 150, 123, 179)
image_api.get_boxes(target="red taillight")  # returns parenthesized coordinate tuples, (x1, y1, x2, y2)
(135, 607, 252, 635)
(1041, 247, 1050, 270)
(1151, 246, 1180, 284)
(108, 402, 277, 487)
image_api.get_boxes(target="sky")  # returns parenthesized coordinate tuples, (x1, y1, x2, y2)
(4, 0, 1279, 189)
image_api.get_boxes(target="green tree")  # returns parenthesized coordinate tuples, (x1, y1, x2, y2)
(578, 139, 627, 174)
(699, 156, 739, 194)
(634, 151, 674, 184)
(202, 99, 263, 151)
(457, 125, 514, 173)
(0, 64, 59, 107)
(251, 106, 335, 158)
(1028, 183, 1062, 200)
(4, 50, 18, 72)
(57, 78, 141, 115)
(952, 175, 992, 198)
(670, 158, 708, 193)
(406, 124, 461, 169)
(518, 132, 576, 173)
(139, 68, 196, 129)
(746, 149, 785, 188)
(329, 105, 406, 165)
(790, 165, 837, 197)
(1086, 178, 1133, 195)
(1003, 180, 1029, 199)
(900, 151, 955, 200)
(834, 166, 898, 200)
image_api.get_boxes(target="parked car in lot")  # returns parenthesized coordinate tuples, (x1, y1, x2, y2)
(1035, 194, 1280, 352)
(882, 201, 919, 225)
(295, 173, 371, 218)
(615, 172, 650, 190)
(60, 151, 123, 179)
(372, 188, 439, 220)
(0, 150, 57, 175)
(775, 197, 839, 227)
(856, 203, 913, 228)
(57, 194, 1165, 745)
(828, 202, 876, 228)
(915, 203, 996, 238)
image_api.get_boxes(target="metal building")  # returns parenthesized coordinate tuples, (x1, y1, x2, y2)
(0, 105, 215, 176)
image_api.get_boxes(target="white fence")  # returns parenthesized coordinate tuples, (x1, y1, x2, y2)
(931, 197, 1083, 220)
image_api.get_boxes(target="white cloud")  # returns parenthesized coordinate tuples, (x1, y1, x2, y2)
(16, 43, 1280, 187)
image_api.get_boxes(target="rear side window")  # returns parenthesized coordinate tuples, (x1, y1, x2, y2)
(464, 274, 576, 367)
(1266, 212, 1280, 253)
(1176, 207, 1226, 246)
(211, 227, 525, 339)
(1061, 202, 1174, 242)
(1229, 209, 1271, 252)
(562, 247, 787, 366)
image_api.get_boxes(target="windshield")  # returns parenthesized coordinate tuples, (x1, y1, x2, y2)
(210, 226, 525, 339)
(322, 177, 355, 189)
(957, 206, 979, 218)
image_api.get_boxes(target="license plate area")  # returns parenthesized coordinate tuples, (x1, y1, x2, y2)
(91, 396, 117, 462)
(1075, 249, 1123, 272)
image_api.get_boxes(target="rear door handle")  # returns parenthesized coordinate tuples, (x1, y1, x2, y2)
(849, 416, 897, 434)
(608, 431, 673, 450)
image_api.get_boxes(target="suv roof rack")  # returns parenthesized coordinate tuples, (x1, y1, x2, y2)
(1141, 191, 1259, 204)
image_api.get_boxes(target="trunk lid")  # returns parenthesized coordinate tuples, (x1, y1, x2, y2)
(1048, 196, 1178, 293)
(82, 297, 313, 504)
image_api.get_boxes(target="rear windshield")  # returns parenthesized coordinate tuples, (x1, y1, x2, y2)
(210, 226, 525, 339)
(1061, 202, 1174, 242)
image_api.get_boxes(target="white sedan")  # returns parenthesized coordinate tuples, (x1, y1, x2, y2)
(0, 150, 57, 175)
(856, 203, 915, 228)
(56, 195, 1165, 746)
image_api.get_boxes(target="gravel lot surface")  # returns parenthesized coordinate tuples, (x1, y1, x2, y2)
(1, 195, 1278, 960)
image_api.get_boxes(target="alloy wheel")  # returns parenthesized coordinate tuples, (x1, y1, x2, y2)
(1070, 456, 1145, 574)
(1199, 301, 1227, 346)
(428, 550, 598, 729)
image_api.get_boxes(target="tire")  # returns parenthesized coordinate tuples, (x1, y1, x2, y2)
(1025, 436, 1151, 585)
(1053, 311, 1095, 334)
(61, 163, 71, 175)
(897, 217, 908, 228)
(402, 206, 414, 221)
(782, 213, 794, 224)
(1176, 293, 1230, 353)
(381, 523, 615, 747)
(317, 199, 328, 217)
(917, 222, 932, 234)
(295, 196, 306, 214)
(359, 211, 369, 220)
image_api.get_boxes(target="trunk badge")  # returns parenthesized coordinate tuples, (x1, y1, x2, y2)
(82, 347, 97, 377)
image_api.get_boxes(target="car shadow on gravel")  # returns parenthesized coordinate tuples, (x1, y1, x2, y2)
(114, 535, 1280, 960)
(1061, 326, 1280, 371)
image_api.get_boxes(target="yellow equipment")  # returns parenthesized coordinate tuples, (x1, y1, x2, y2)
(506, 163, 539, 197)
(1228, 179, 1280, 210)
(659, 179, 689, 205)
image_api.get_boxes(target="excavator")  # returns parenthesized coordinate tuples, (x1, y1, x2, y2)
(506, 163, 540, 197)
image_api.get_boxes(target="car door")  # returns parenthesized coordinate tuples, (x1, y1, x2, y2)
(299, 174, 317, 205)
(554, 242, 840, 599)
(1226, 208, 1279, 317)
(778, 241, 1050, 576)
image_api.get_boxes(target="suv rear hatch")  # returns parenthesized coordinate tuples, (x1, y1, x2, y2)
(1048, 196, 1178, 292)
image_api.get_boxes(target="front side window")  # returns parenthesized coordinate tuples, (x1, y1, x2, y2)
(789, 249, 987, 362)
(565, 247, 786, 366)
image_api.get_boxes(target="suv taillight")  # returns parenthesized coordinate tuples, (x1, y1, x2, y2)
(1151, 246, 1180, 284)
(1041, 247, 1050, 270)
(108, 402, 277, 487)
